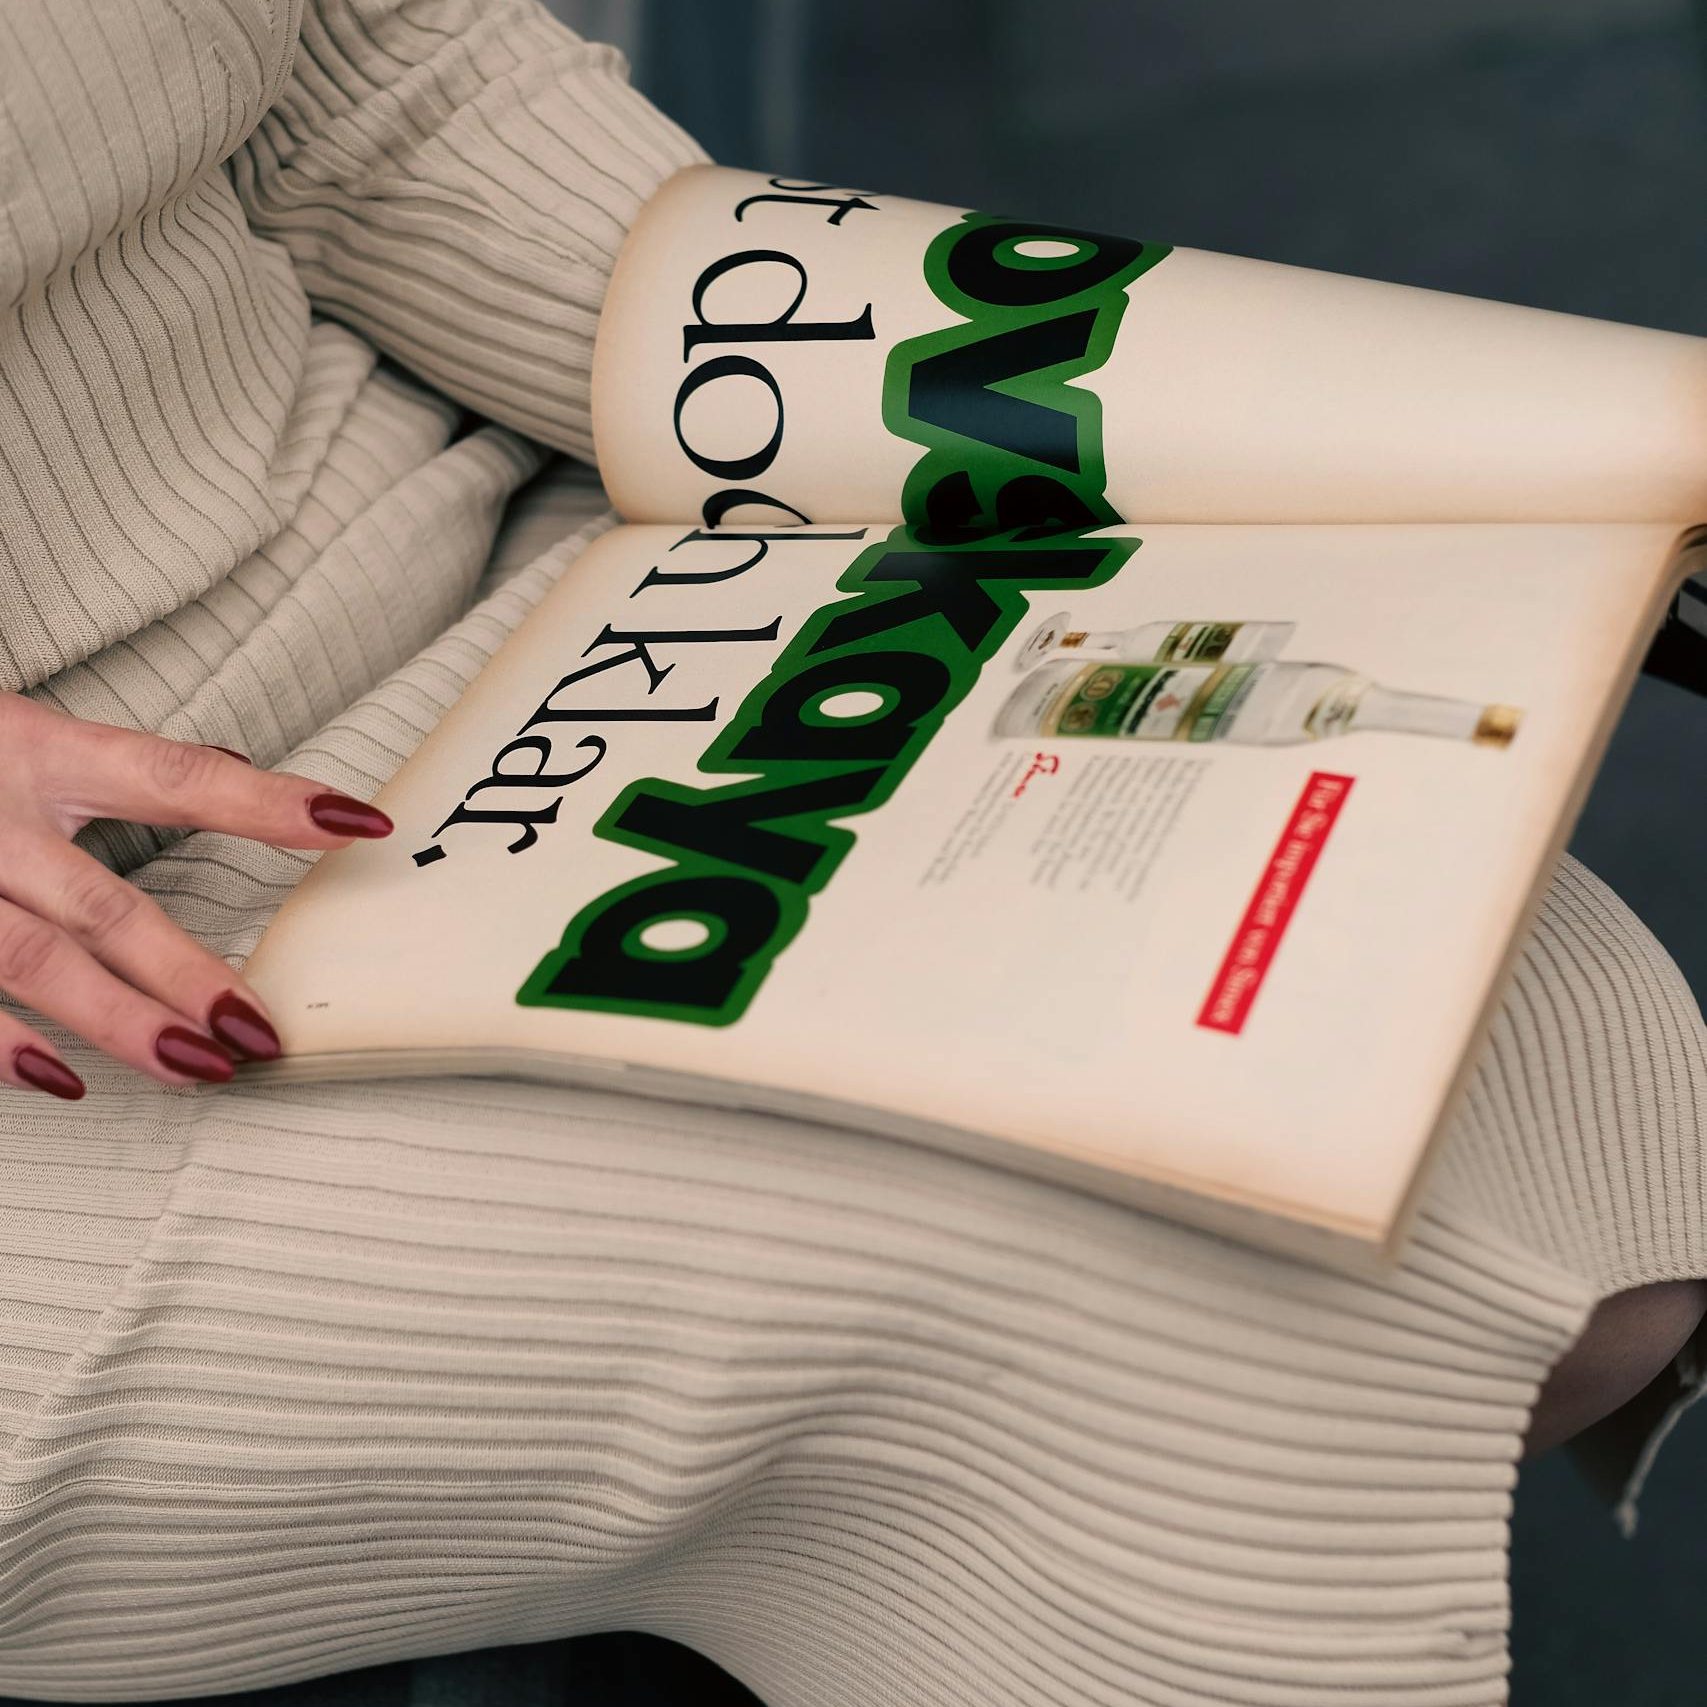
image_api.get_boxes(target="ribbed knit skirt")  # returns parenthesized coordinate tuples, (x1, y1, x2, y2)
(1, 331, 1703, 1706)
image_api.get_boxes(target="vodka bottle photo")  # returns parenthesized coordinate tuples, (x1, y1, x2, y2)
(993, 658, 1522, 748)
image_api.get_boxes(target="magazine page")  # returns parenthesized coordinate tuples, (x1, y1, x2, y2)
(592, 165, 1707, 529)
(243, 517, 1681, 1264)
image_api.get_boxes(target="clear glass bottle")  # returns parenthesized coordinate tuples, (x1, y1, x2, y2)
(1014, 614, 1296, 672)
(993, 658, 1522, 748)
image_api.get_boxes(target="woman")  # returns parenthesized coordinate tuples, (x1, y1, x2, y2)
(0, 2, 1702, 1702)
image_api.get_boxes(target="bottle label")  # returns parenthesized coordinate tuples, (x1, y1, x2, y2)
(1305, 677, 1367, 740)
(1159, 621, 1240, 663)
(1186, 662, 1262, 740)
(1050, 663, 1219, 740)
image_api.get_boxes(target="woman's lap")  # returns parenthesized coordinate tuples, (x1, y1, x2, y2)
(0, 1067, 1588, 1704)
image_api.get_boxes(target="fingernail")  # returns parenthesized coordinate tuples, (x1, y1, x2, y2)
(201, 745, 253, 765)
(207, 992, 282, 1062)
(13, 1046, 86, 1102)
(307, 794, 393, 838)
(154, 1026, 234, 1084)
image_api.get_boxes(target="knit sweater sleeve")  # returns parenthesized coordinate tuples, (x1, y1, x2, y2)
(231, 0, 707, 462)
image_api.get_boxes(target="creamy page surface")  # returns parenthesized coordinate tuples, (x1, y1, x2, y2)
(246, 521, 1677, 1250)
(593, 166, 1707, 527)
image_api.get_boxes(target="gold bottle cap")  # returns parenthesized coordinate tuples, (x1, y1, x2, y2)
(1474, 705, 1522, 747)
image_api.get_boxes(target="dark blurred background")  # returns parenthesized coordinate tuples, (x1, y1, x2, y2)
(15, 5, 1697, 1705)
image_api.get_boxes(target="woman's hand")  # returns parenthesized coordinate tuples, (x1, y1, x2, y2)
(0, 694, 393, 1100)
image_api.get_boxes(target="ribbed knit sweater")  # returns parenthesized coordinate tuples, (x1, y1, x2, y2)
(0, 5, 1704, 1705)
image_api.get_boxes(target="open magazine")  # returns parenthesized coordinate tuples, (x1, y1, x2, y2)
(242, 166, 1707, 1270)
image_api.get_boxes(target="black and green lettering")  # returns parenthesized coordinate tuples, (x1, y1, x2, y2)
(519, 206, 1170, 1023)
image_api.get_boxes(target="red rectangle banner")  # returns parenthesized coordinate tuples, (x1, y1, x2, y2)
(1196, 771, 1355, 1036)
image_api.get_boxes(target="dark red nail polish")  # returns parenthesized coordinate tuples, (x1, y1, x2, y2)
(154, 1027, 234, 1084)
(207, 993, 282, 1062)
(14, 1047, 85, 1101)
(307, 794, 393, 838)
(202, 745, 253, 765)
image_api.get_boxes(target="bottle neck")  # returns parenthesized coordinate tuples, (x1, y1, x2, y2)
(1347, 682, 1487, 742)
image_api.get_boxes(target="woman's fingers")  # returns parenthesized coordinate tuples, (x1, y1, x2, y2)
(0, 895, 235, 1088)
(0, 1012, 85, 1102)
(10, 700, 392, 848)
(0, 695, 354, 1091)
(0, 832, 282, 1061)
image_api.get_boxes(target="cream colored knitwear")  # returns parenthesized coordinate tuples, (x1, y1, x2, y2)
(0, 4, 1704, 1704)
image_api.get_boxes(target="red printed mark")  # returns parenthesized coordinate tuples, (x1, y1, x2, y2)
(1012, 751, 1060, 799)
(1196, 771, 1355, 1036)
